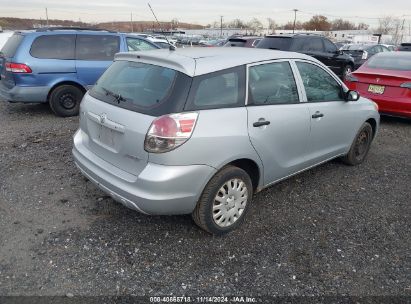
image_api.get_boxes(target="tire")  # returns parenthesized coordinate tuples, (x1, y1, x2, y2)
(342, 65, 353, 80)
(341, 122, 373, 166)
(192, 166, 253, 235)
(49, 85, 84, 117)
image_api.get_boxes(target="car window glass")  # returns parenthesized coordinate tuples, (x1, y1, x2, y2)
(185, 66, 245, 110)
(296, 62, 344, 102)
(126, 38, 157, 51)
(1, 34, 24, 57)
(248, 61, 299, 105)
(30, 35, 75, 59)
(368, 46, 377, 54)
(323, 39, 337, 53)
(76, 35, 120, 61)
(304, 38, 323, 52)
(90, 61, 192, 116)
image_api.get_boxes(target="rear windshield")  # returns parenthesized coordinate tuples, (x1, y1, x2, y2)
(1, 34, 24, 57)
(89, 60, 192, 116)
(224, 39, 246, 47)
(366, 54, 411, 70)
(257, 37, 292, 50)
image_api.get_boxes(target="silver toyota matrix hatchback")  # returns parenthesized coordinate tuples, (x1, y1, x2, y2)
(73, 48, 380, 234)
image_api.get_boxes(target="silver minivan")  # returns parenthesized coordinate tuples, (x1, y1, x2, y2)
(73, 48, 380, 234)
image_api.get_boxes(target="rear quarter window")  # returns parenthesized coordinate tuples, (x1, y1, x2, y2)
(184, 66, 246, 111)
(1, 34, 24, 58)
(257, 37, 292, 50)
(30, 35, 75, 59)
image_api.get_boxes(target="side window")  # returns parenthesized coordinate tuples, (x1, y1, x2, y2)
(304, 38, 323, 52)
(296, 62, 344, 102)
(185, 66, 245, 110)
(248, 61, 299, 105)
(126, 38, 157, 51)
(76, 35, 120, 61)
(30, 35, 75, 59)
(323, 39, 337, 53)
(368, 46, 377, 55)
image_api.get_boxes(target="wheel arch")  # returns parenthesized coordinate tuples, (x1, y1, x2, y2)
(366, 117, 377, 139)
(47, 81, 87, 102)
(224, 158, 262, 193)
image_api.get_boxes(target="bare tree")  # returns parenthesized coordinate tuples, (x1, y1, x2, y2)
(377, 16, 395, 34)
(229, 18, 246, 28)
(247, 18, 263, 34)
(267, 18, 277, 33)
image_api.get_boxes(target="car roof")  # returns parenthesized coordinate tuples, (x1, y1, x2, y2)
(115, 47, 316, 77)
(265, 34, 323, 39)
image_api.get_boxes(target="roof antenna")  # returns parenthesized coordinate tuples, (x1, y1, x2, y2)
(147, 3, 176, 51)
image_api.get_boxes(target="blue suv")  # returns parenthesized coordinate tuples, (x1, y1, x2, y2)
(0, 27, 159, 116)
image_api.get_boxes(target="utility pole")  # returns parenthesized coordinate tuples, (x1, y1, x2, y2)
(292, 9, 298, 33)
(45, 8, 49, 27)
(400, 18, 405, 44)
(220, 16, 223, 38)
(130, 12, 134, 32)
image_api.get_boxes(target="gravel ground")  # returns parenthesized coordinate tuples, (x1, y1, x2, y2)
(0, 102, 410, 297)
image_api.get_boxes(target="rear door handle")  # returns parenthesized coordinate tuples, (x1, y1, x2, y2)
(312, 112, 324, 119)
(253, 120, 271, 127)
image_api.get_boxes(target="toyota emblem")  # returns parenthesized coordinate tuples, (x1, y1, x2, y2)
(99, 113, 107, 124)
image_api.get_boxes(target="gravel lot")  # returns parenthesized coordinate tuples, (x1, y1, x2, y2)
(0, 101, 410, 297)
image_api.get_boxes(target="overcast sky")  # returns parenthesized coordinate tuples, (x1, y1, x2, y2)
(0, 0, 410, 27)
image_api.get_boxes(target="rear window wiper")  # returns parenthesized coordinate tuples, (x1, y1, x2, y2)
(101, 87, 127, 104)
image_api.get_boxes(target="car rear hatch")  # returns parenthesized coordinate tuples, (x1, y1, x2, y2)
(0, 33, 25, 88)
(354, 71, 411, 98)
(78, 59, 191, 176)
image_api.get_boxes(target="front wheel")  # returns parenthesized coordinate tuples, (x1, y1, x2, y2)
(192, 166, 253, 235)
(341, 122, 373, 166)
(49, 85, 84, 117)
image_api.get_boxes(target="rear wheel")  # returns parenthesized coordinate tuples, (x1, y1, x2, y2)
(192, 166, 253, 235)
(341, 122, 373, 166)
(49, 85, 84, 117)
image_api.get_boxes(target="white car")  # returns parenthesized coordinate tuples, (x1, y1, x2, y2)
(0, 32, 13, 50)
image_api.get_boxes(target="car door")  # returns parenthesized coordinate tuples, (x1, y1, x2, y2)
(294, 60, 360, 164)
(246, 60, 311, 185)
(322, 38, 342, 75)
(75, 34, 120, 88)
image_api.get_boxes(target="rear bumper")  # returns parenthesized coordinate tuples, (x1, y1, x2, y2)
(0, 83, 49, 103)
(357, 92, 411, 118)
(72, 130, 217, 215)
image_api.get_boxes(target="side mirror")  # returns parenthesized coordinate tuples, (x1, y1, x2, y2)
(346, 90, 360, 101)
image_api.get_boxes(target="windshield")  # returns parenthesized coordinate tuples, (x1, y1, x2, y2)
(366, 54, 411, 71)
(257, 37, 293, 50)
(90, 60, 192, 116)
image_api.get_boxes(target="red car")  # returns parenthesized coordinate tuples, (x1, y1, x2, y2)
(344, 52, 411, 118)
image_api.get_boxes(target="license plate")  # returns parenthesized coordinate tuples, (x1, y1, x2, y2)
(368, 84, 385, 95)
(99, 126, 115, 148)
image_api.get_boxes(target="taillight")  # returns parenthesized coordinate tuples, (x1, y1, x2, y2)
(144, 112, 198, 153)
(5, 62, 32, 73)
(400, 82, 411, 89)
(345, 73, 358, 82)
(361, 51, 368, 60)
